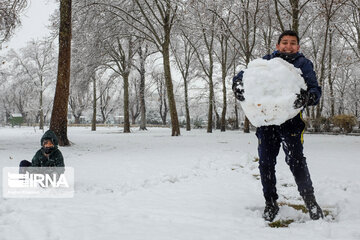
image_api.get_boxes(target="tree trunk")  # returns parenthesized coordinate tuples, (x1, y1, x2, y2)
(328, 28, 335, 117)
(233, 59, 239, 130)
(131, 113, 136, 125)
(290, 0, 300, 33)
(160, 86, 168, 125)
(220, 60, 227, 132)
(244, 117, 250, 133)
(123, 73, 130, 133)
(184, 78, 191, 131)
(162, 35, 180, 136)
(91, 76, 96, 131)
(74, 115, 80, 124)
(207, 46, 214, 133)
(207, 79, 214, 133)
(234, 99, 239, 130)
(139, 48, 147, 130)
(214, 104, 221, 130)
(274, 0, 285, 32)
(39, 81, 44, 130)
(139, 79, 147, 130)
(50, 0, 72, 146)
(100, 94, 105, 123)
(316, 16, 331, 119)
(243, 60, 250, 133)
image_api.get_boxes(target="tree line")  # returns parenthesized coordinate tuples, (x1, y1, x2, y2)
(1, 0, 359, 145)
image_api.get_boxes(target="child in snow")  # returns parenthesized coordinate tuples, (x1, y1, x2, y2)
(19, 130, 65, 174)
(232, 30, 323, 222)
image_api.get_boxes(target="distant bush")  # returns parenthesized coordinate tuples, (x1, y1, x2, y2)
(226, 117, 238, 130)
(193, 118, 204, 129)
(302, 117, 311, 130)
(146, 118, 162, 125)
(331, 115, 357, 133)
(306, 116, 331, 132)
(179, 120, 186, 128)
(316, 116, 331, 132)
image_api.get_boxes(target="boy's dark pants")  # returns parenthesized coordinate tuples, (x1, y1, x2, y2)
(256, 114, 314, 202)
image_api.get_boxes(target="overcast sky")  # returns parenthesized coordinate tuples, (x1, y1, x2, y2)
(3, 0, 58, 50)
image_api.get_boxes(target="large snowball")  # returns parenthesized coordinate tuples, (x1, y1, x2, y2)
(238, 57, 307, 127)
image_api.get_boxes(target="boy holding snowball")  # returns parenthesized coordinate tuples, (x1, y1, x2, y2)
(232, 30, 323, 222)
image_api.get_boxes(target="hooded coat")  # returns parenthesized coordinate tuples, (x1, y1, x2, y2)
(31, 130, 65, 167)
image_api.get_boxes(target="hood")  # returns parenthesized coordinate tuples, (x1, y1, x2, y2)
(40, 130, 59, 146)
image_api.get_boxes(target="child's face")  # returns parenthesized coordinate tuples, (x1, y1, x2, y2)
(276, 35, 300, 54)
(43, 139, 54, 148)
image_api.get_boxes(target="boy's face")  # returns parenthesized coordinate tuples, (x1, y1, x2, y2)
(43, 139, 54, 148)
(276, 35, 300, 54)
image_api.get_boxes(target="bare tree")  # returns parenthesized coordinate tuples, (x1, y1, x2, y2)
(213, 5, 236, 132)
(333, 0, 360, 117)
(98, 0, 181, 135)
(91, 70, 118, 128)
(348, 67, 360, 118)
(133, 42, 154, 130)
(274, 0, 312, 34)
(69, 83, 90, 124)
(99, 75, 117, 123)
(153, 71, 168, 125)
(171, 34, 196, 131)
(184, 0, 218, 133)
(215, 0, 261, 133)
(71, 1, 106, 131)
(7, 39, 56, 129)
(129, 79, 140, 124)
(0, 0, 27, 45)
(1, 69, 36, 124)
(314, 0, 346, 119)
(1, 91, 14, 124)
(104, 36, 136, 132)
(260, 1, 276, 55)
(91, 74, 97, 130)
(69, 60, 91, 125)
(335, 0, 360, 61)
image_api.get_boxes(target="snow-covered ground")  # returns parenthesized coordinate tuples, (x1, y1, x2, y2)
(0, 127, 359, 240)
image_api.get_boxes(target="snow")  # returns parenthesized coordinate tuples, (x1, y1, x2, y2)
(10, 113, 22, 118)
(238, 58, 307, 127)
(0, 127, 360, 240)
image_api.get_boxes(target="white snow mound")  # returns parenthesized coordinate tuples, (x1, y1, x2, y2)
(237, 57, 307, 127)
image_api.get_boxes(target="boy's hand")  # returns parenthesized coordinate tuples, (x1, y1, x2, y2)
(234, 88, 245, 101)
(232, 79, 245, 102)
(294, 89, 316, 108)
(44, 159, 56, 167)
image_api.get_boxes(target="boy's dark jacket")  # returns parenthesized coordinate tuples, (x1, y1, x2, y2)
(233, 51, 322, 106)
(31, 130, 65, 167)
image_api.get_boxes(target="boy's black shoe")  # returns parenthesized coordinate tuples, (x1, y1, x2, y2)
(263, 200, 279, 222)
(303, 195, 324, 220)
